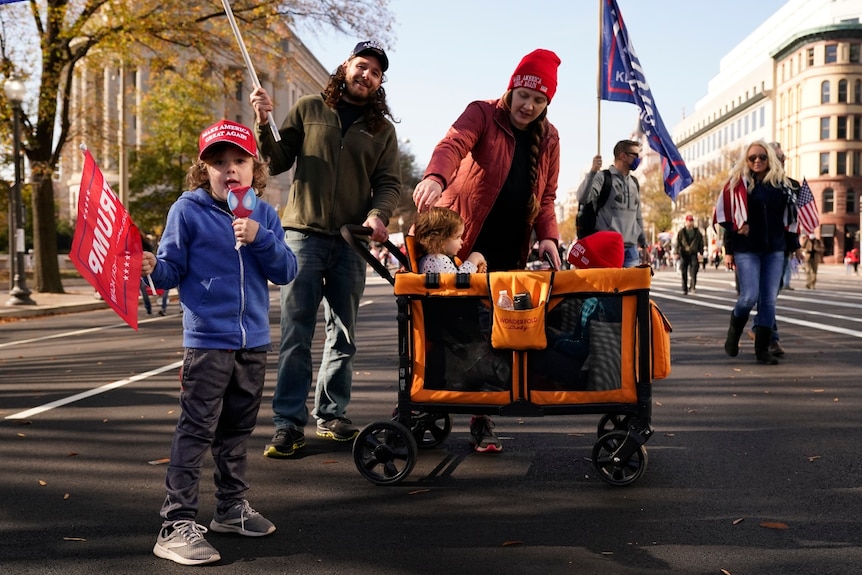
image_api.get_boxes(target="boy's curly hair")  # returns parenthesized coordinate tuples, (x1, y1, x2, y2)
(185, 142, 269, 196)
(414, 207, 464, 258)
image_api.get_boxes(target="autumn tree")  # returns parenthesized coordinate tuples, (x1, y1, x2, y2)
(639, 162, 674, 244)
(0, 0, 394, 293)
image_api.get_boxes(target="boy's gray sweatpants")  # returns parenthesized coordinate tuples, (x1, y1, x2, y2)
(160, 347, 267, 524)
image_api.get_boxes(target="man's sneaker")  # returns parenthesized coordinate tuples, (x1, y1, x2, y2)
(153, 520, 220, 566)
(263, 427, 305, 458)
(316, 417, 359, 441)
(469, 415, 502, 453)
(209, 500, 276, 537)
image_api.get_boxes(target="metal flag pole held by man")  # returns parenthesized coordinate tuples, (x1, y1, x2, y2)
(221, 0, 281, 142)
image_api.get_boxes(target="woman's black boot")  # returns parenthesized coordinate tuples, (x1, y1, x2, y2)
(724, 312, 748, 357)
(754, 326, 779, 364)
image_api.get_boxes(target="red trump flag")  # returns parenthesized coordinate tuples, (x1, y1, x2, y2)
(71, 147, 143, 330)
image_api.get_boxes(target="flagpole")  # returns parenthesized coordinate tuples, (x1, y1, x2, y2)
(596, 0, 603, 156)
(221, 0, 281, 142)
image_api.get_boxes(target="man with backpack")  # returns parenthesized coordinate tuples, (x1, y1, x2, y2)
(575, 140, 649, 268)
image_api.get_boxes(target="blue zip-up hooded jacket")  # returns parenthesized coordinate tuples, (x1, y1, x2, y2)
(149, 188, 297, 349)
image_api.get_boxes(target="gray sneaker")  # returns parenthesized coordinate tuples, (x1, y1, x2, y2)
(153, 520, 220, 566)
(209, 500, 276, 537)
(316, 417, 359, 441)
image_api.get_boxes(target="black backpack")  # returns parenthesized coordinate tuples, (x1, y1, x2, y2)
(576, 169, 613, 239)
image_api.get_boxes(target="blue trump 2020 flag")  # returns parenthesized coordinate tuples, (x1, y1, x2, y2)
(0, 0, 29, 5)
(601, 0, 692, 200)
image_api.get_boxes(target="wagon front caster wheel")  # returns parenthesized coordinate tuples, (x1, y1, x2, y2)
(393, 410, 452, 448)
(592, 430, 648, 487)
(353, 421, 418, 485)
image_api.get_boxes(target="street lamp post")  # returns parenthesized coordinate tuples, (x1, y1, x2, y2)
(4, 75, 36, 306)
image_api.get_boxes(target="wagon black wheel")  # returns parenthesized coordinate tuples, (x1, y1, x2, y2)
(353, 421, 418, 485)
(592, 430, 648, 487)
(597, 413, 633, 437)
(393, 410, 452, 448)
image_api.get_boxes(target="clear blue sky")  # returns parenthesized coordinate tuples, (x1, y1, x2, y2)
(301, 0, 789, 200)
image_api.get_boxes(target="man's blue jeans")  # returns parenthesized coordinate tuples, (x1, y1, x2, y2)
(623, 245, 640, 268)
(272, 231, 366, 431)
(732, 251, 784, 330)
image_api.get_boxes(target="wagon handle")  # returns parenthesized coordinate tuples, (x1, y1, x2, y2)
(340, 225, 410, 286)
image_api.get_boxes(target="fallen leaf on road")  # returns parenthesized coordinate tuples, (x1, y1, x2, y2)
(63, 537, 86, 542)
(502, 541, 523, 546)
(721, 569, 732, 575)
(733, 518, 744, 525)
(760, 521, 789, 530)
(38, 480, 47, 486)
(148, 458, 170, 465)
(17, 433, 25, 437)
(67, 452, 78, 457)
(810, 389, 824, 393)
(408, 489, 430, 495)
(64, 493, 71, 500)
(808, 455, 821, 462)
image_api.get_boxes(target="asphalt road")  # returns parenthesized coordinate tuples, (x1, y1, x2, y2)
(1, 266, 861, 575)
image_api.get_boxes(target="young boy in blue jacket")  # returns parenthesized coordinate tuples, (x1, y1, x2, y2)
(142, 120, 297, 565)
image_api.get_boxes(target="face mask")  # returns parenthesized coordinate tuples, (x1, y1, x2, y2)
(629, 156, 641, 171)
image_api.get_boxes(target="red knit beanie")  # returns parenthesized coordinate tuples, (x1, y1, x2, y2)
(508, 49, 561, 103)
(567, 231, 625, 269)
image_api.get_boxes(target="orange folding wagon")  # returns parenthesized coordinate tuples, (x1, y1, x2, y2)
(342, 226, 671, 487)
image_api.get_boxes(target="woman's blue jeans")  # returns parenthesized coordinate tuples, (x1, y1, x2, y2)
(272, 231, 366, 431)
(732, 251, 784, 329)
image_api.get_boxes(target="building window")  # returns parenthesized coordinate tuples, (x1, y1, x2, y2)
(825, 44, 838, 63)
(855, 151, 862, 176)
(821, 117, 830, 139)
(821, 80, 830, 103)
(807, 47, 815, 66)
(848, 189, 857, 213)
(857, 80, 862, 103)
(838, 116, 848, 139)
(838, 151, 847, 175)
(820, 153, 830, 175)
(856, 116, 862, 140)
(839, 79, 848, 102)
(852, 44, 861, 63)
(823, 188, 834, 212)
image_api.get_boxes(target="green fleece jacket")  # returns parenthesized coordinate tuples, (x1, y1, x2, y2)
(255, 94, 402, 234)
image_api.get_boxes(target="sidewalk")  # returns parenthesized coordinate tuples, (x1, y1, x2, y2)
(0, 281, 108, 320)
(0, 264, 858, 321)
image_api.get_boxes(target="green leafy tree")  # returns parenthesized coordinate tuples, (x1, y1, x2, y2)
(128, 62, 218, 234)
(0, 0, 394, 293)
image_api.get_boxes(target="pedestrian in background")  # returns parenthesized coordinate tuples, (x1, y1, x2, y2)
(412, 48, 562, 452)
(250, 41, 402, 458)
(144, 120, 297, 565)
(714, 139, 801, 365)
(675, 214, 704, 294)
(575, 140, 649, 267)
(801, 232, 824, 289)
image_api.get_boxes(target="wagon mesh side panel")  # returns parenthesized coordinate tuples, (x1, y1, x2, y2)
(528, 295, 623, 392)
(419, 298, 512, 392)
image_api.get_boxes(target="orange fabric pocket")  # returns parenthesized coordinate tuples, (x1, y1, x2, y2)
(650, 300, 672, 380)
(491, 306, 547, 350)
(488, 271, 554, 350)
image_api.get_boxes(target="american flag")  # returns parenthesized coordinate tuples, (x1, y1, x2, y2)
(796, 178, 820, 235)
